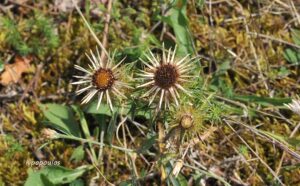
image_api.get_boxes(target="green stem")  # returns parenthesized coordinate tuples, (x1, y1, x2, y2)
(72, 106, 97, 164)
(58, 134, 134, 153)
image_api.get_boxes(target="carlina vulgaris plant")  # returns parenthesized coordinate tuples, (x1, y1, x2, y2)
(160, 103, 206, 178)
(69, 0, 203, 181)
(139, 95, 203, 174)
(71, 2, 131, 111)
(137, 44, 196, 111)
(134, 44, 200, 179)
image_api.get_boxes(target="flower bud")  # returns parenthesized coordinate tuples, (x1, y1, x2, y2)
(41, 128, 58, 139)
(180, 114, 194, 129)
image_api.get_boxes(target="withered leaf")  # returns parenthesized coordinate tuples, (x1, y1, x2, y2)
(0, 56, 32, 86)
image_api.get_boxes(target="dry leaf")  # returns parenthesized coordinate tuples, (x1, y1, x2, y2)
(54, 0, 80, 13)
(0, 56, 32, 86)
(54, 0, 106, 16)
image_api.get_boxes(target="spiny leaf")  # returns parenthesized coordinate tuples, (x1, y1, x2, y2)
(233, 95, 291, 106)
(162, 0, 194, 56)
(284, 48, 300, 64)
(39, 103, 81, 137)
(106, 111, 118, 144)
(291, 29, 300, 46)
(25, 166, 89, 186)
(285, 137, 300, 148)
(70, 145, 85, 163)
(83, 101, 112, 115)
(137, 135, 157, 154)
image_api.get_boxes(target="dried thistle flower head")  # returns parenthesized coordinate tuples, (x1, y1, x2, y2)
(41, 128, 58, 139)
(72, 49, 129, 111)
(72, 2, 130, 111)
(138, 44, 195, 110)
(285, 99, 300, 116)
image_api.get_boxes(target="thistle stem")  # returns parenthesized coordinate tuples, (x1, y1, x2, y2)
(57, 134, 134, 153)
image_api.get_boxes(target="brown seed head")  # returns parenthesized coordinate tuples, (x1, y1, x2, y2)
(154, 64, 179, 89)
(92, 68, 115, 91)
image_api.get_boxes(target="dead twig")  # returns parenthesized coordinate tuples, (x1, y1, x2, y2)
(248, 32, 300, 50)
(224, 119, 285, 185)
(274, 121, 300, 179)
(182, 126, 217, 148)
(100, 0, 113, 62)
